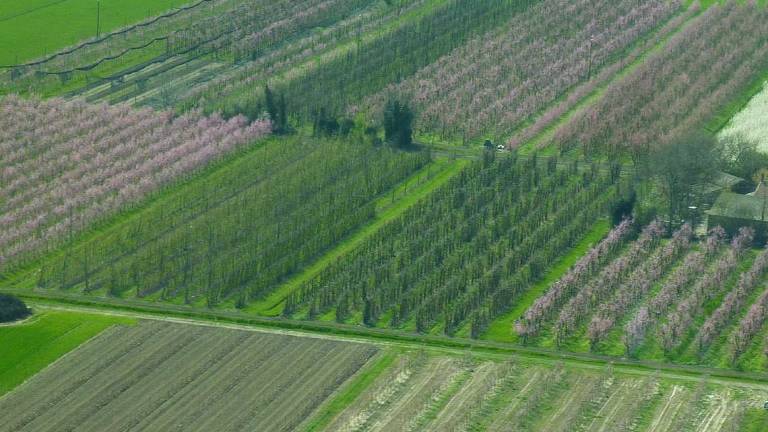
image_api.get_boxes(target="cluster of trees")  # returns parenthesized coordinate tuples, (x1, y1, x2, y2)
(720, 134, 768, 193)
(524, 215, 768, 361)
(264, 85, 289, 134)
(0, 95, 270, 272)
(364, 0, 678, 142)
(285, 152, 625, 337)
(553, 220, 666, 346)
(0, 294, 30, 323)
(555, 2, 768, 157)
(697, 245, 768, 354)
(34, 136, 430, 308)
(658, 228, 753, 354)
(623, 228, 725, 355)
(187, 0, 426, 115)
(634, 131, 767, 235)
(312, 108, 355, 138)
(586, 224, 692, 350)
(645, 132, 720, 232)
(248, 0, 527, 121)
(516, 218, 633, 342)
(383, 99, 414, 148)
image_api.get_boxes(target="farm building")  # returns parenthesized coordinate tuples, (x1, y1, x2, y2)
(700, 172, 749, 199)
(707, 181, 768, 243)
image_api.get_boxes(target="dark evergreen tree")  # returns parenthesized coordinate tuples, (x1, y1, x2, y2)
(383, 99, 414, 148)
(0, 294, 31, 323)
(611, 189, 637, 226)
(264, 85, 289, 134)
(264, 85, 278, 125)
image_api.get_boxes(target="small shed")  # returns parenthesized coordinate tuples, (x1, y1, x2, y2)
(699, 172, 749, 201)
(707, 182, 768, 243)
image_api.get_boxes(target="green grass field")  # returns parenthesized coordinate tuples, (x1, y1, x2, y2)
(0, 0, 189, 64)
(0, 308, 134, 395)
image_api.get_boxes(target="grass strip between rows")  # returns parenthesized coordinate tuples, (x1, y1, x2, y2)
(480, 219, 611, 343)
(250, 157, 469, 316)
(301, 350, 398, 432)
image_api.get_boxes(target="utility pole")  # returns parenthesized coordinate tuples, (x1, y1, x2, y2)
(96, 1, 101, 39)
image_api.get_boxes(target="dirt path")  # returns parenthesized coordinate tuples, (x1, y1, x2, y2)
(647, 385, 688, 432)
(696, 390, 735, 432)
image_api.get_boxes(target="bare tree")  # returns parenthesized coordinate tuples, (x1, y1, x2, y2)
(649, 132, 719, 232)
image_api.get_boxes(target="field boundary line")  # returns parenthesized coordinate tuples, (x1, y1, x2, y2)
(299, 350, 398, 432)
(8, 293, 768, 390)
(0, 0, 70, 24)
(0, 0, 214, 69)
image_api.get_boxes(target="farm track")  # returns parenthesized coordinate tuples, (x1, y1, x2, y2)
(695, 390, 738, 432)
(17, 300, 768, 392)
(647, 384, 688, 432)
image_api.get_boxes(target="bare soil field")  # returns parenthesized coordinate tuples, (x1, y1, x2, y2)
(0, 321, 376, 432)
